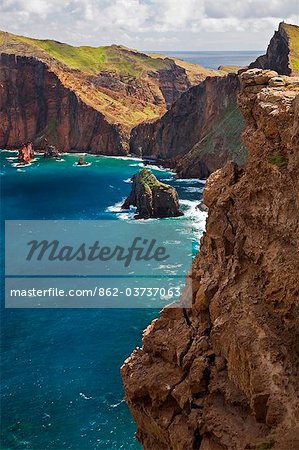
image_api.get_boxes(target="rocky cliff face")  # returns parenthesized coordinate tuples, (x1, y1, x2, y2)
(250, 22, 299, 76)
(0, 31, 214, 153)
(122, 71, 299, 449)
(0, 54, 124, 153)
(130, 73, 246, 178)
(122, 169, 183, 219)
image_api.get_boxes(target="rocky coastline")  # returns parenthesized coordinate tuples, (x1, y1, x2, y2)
(121, 70, 299, 450)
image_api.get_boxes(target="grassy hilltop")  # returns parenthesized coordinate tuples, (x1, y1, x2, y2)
(0, 31, 218, 130)
(283, 23, 299, 72)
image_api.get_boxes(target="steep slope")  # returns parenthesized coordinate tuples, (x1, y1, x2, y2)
(130, 73, 245, 177)
(250, 22, 299, 75)
(175, 101, 246, 178)
(122, 71, 299, 449)
(0, 53, 123, 153)
(0, 31, 213, 152)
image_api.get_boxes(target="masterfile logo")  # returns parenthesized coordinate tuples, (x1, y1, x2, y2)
(5, 220, 193, 308)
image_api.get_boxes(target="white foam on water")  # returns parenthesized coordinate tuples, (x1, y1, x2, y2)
(182, 186, 203, 193)
(73, 162, 92, 167)
(106, 199, 136, 220)
(123, 178, 133, 184)
(129, 163, 144, 167)
(106, 200, 126, 213)
(101, 155, 142, 161)
(144, 164, 172, 172)
(180, 199, 208, 231)
(56, 158, 65, 162)
(12, 162, 33, 168)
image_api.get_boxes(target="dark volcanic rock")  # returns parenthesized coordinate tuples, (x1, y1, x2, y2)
(122, 169, 183, 219)
(249, 22, 299, 76)
(76, 156, 89, 166)
(43, 145, 60, 158)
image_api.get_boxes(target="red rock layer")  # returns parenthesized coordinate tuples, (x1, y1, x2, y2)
(121, 72, 299, 450)
(18, 142, 34, 163)
(0, 54, 124, 153)
(129, 73, 245, 177)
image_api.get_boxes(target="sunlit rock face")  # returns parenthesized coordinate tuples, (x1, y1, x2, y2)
(121, 71, 299, 450)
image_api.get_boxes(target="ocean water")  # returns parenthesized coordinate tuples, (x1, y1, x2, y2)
(155, 50, 262, 70)
(0, 151, 207, 449)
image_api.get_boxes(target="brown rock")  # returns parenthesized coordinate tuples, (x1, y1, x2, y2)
(240, 68, 278, 86)
(130, 73, 247, 178)
(122, 168, 183, 219)
(18, 142, 34, 164)
(121, 74, 299, 449)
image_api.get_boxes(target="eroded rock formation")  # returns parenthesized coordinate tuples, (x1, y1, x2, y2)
(122, 169, 183, 219)
(18, 142, 34, 164)
(0, 54, 124, 154)
(250, 22, 299, 76)
(122, 71, 299, 449)
(43, 145, 60, 158)
(0, 31, 215, 153)
(130, 73, 246, 179)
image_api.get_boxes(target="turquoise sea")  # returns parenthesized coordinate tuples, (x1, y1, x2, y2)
(0, 151, 207, 449)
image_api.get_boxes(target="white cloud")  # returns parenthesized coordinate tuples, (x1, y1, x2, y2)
(0, 0, 298, 50)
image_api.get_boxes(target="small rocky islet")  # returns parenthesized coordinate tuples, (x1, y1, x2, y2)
(122, 168, 183, 219)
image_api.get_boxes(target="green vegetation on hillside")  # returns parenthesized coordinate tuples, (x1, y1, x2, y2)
(19, 37, 169, 76)
(283, 23, 299, 71)
(0, 30, 217, 131)
(178, 101, 247, 176)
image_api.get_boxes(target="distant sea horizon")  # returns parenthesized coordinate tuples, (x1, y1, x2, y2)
(147, 50, 263, 70)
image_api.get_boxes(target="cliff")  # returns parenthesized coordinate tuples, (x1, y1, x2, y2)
(0, 31, 215, 153)
(250, 22, 299, 76)
(122, 71, 299, 449)
(0, 54, 123, 153)
(130, 73, 246, 177)
(122, 169, 183, 219)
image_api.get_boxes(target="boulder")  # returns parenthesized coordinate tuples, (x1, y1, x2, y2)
(43, 145, 60, 158)
(240, 68, 278, 86)
(122, 169, 183, 219)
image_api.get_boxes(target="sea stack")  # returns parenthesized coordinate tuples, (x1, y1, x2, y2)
(249, 22, 299, 75)
(18, 142, 34, 164)
(122, 169, 183, 219)
(76, 156, 89, 166)
(43, 145, 60, 158)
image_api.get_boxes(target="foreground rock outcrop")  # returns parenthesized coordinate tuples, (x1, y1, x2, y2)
(130, 73, 246, 178)
(122, 71, 299, 449)
(122, 169, 183, 219)
(250, 22, 299, 76)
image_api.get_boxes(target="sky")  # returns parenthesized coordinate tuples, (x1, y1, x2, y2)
(0, 0, 298, 51)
